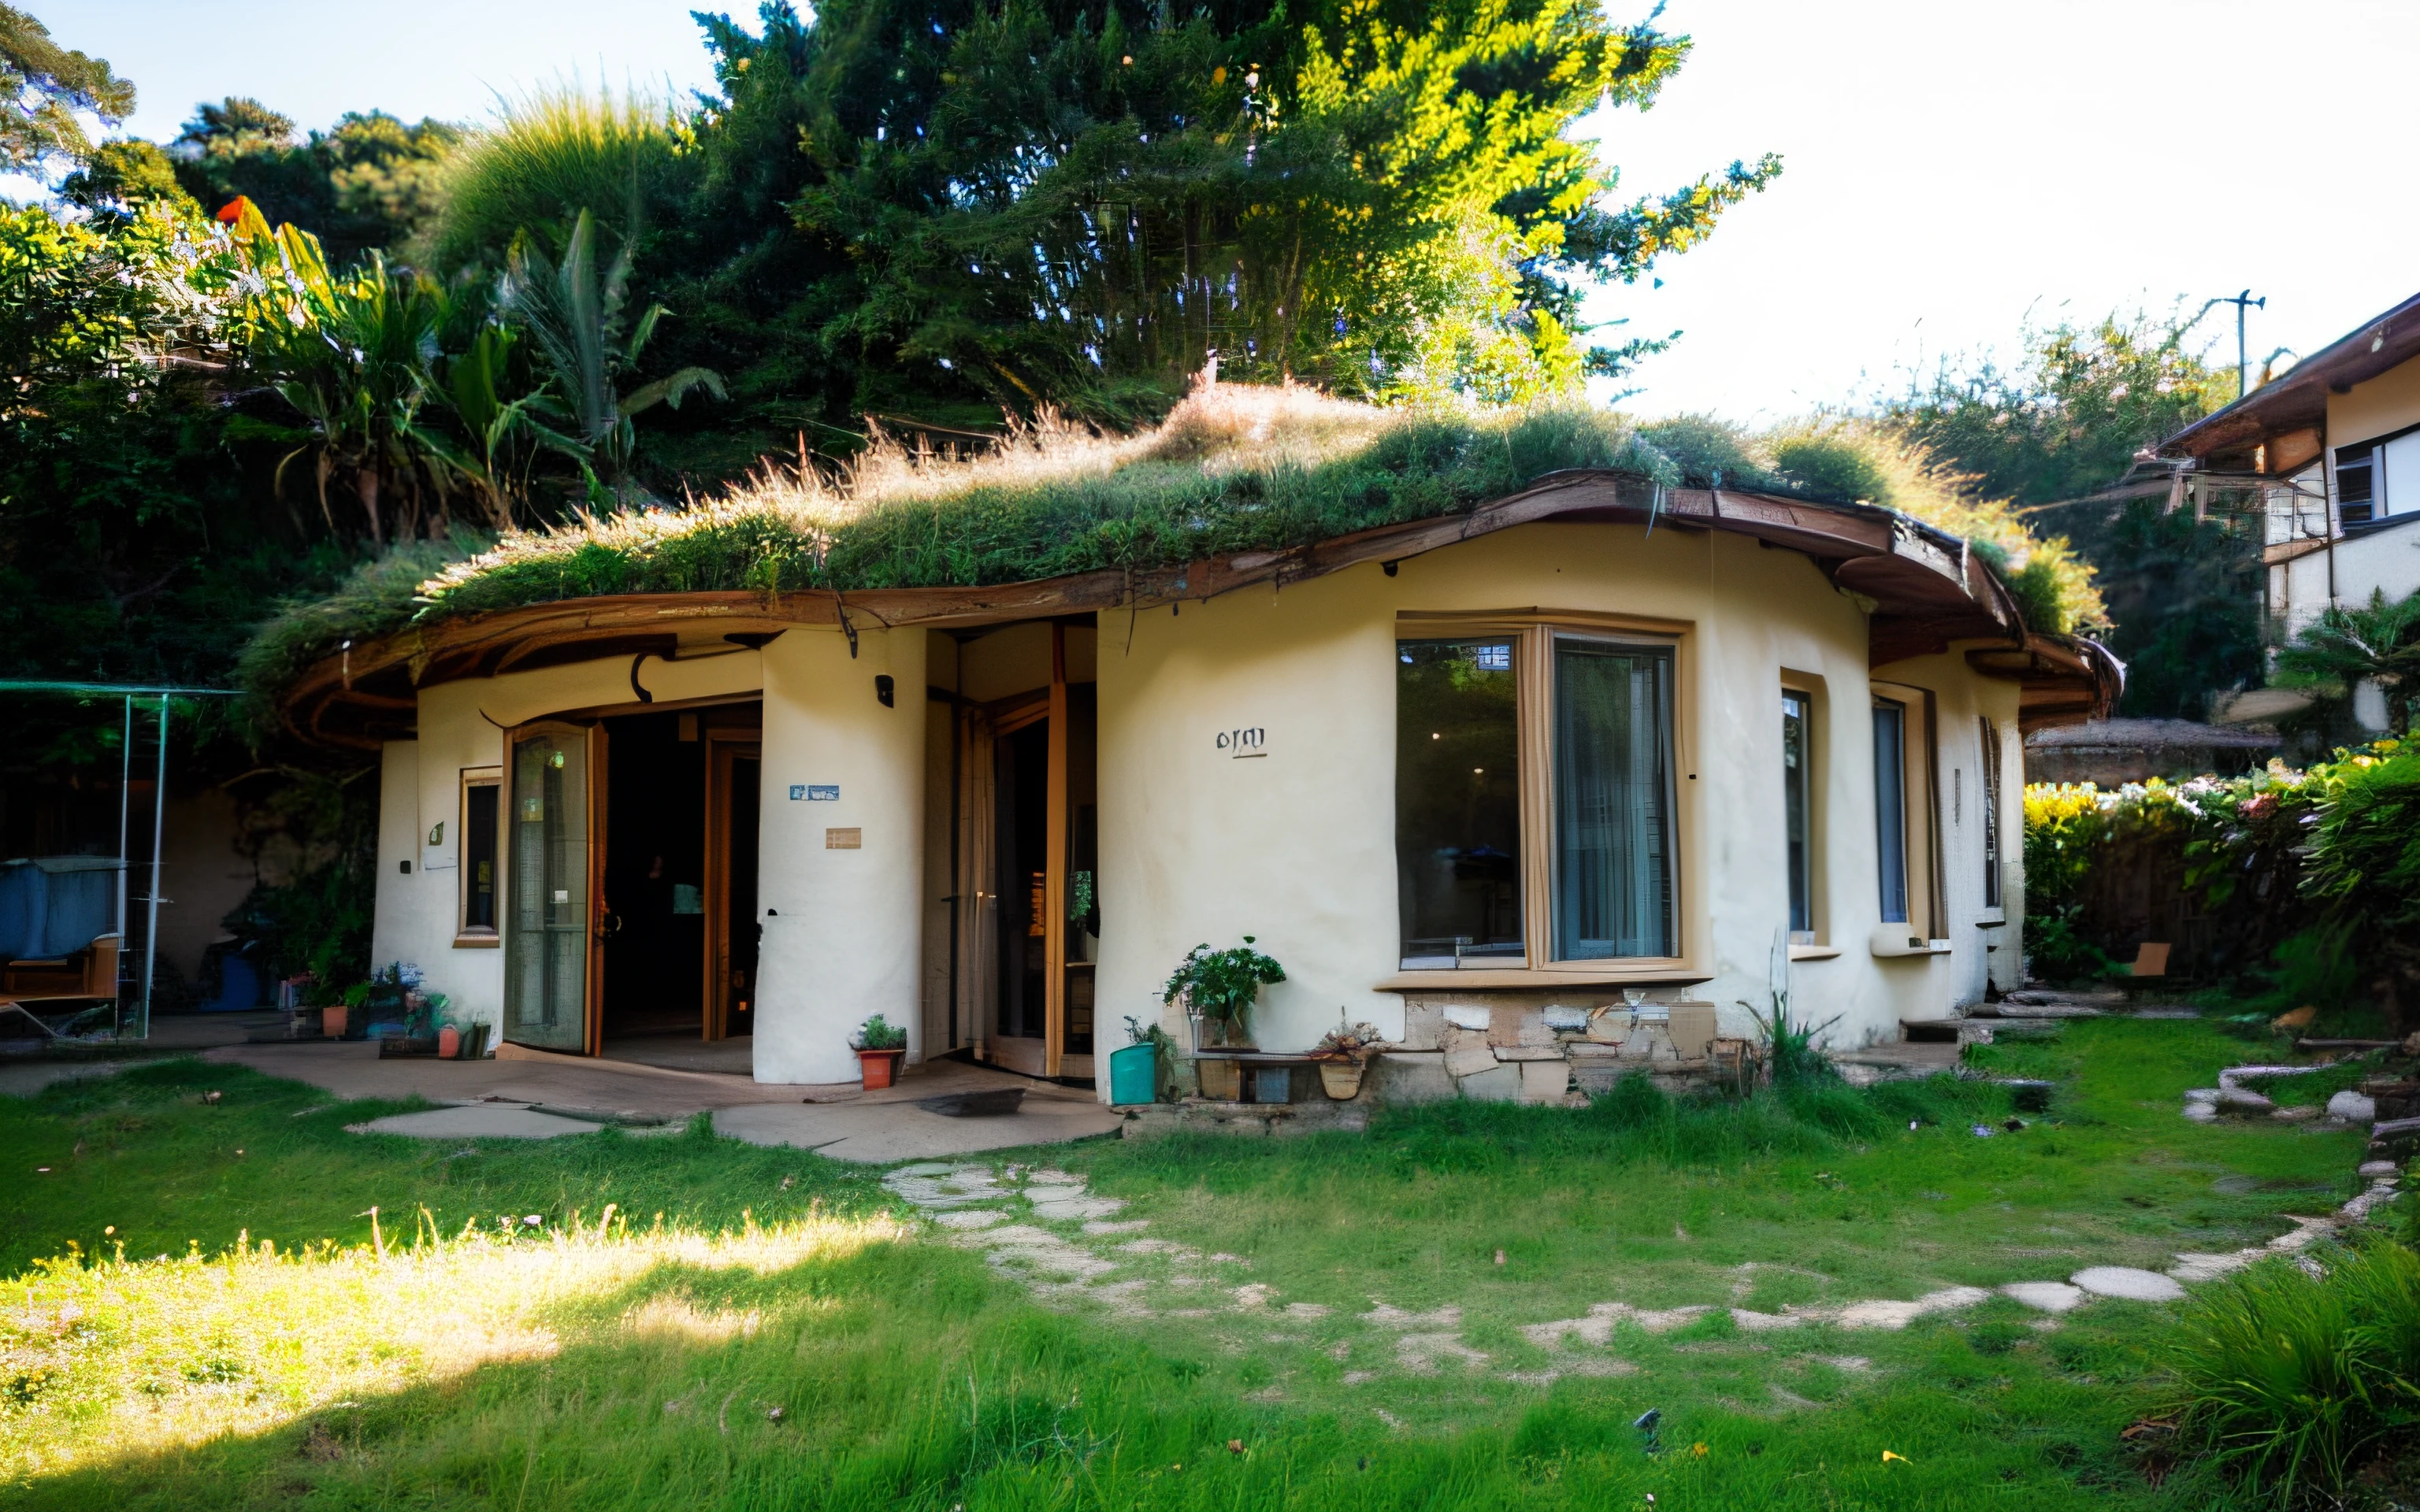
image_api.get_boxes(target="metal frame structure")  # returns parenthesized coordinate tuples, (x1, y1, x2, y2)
(0, 680, 245, 1040)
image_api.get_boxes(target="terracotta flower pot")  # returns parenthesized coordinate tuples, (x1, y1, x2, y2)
(321, 1005, 347, 1039)
(1317, 1060, 1365, 1100)
(437, 1025, 461, 1059)
(857, 1048, 905, 1090)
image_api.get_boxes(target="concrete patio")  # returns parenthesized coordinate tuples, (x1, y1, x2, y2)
(193, 1037, 1123, 1162)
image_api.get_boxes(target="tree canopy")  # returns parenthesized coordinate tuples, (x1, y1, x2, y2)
(1, 0, 1789, 732)
(529, 0, 1778, 465)
(1878, 310, 2243, 718)
(1, 3, 134, 180)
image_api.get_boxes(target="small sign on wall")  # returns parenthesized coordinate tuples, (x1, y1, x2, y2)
(825, 828, 863, 849)
(1216, 727, 1267, 758)
(789, 784, 840, 801)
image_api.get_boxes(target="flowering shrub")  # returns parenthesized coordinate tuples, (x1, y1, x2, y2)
(2021, 738, 2420, 1028)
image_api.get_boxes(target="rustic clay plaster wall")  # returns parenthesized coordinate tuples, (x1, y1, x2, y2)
(1093, 520, 2022, 1103)
(755, 625, 926, 1083)
(370, 650, 766, 1041)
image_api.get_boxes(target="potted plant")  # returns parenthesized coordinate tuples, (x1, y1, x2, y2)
(1161, 938, 1286, 1102)
(325, 980, 369, 1040)
(852, 1014, 909, 1089)
(1308, 1017, 1389, 1100)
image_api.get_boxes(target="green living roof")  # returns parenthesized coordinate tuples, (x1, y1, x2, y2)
(241, 387, 2096, 706)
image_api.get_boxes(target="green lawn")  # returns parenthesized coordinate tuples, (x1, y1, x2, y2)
(0, 1017, 2377, 1509)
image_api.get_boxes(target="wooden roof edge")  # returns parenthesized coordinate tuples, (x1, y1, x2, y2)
(2162, 287, 2420, 458)
(280, 476, 2036, 744)
(1965, 632, 2125, 730)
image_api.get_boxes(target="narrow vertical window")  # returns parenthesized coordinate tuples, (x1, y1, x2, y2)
(1397, 639, 1522, 968)
(1783, 691, 1813, 939)
(1553, 638, 1675, 959)
(461, 775, 500, 936)
(1873, 700, 1909, 925)
(1978, 717, 2003, 909)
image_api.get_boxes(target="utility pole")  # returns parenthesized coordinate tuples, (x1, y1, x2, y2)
(2221, 289, 2266, 399)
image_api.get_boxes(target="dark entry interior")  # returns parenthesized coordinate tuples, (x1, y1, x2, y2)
(718, 747, 761, 1039)
(596, 702, 762, 1053)
(602, 711, 706, 1036)
(994, 719, 1049, 1046)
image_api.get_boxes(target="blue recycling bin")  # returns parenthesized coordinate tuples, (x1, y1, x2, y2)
(1108, 1042, 1157, 1106)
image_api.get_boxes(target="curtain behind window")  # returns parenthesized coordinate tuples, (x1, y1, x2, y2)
(1553, 639, 1675, 958)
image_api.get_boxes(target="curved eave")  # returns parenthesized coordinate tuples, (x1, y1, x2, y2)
(283, 472, 2111, 747)
(1965, 635, 2126, 735)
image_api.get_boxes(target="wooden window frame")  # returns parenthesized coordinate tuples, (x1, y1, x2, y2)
(1978, 716, 2005, 914)
(1383, 610, 1705, 989)
(1869, 681, 1947, 952)
(1781, 673, 1836, 959)
(455, 765, 503, 947)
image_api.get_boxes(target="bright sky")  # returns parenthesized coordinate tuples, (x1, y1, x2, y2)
(37, 0, 2420, 421)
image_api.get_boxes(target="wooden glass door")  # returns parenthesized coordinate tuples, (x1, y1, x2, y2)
(503, 721, 604, 1053)
(703, 738, 761, 1041)
(956, 623, 1097, 1084)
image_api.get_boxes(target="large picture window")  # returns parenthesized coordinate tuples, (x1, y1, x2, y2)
(1396, 639, 1523, 969)
(1553, 639, 1674, 959)
(1395, 620, 1685, 973)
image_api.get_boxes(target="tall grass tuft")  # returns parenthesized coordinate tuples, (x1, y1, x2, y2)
(2164, 1240, 2420, 1501)
(427, 82, 686, 270)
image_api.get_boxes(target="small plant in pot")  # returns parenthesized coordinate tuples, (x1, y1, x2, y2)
(1309, 1017, 1390, 1100)
(1161, 938, 1285, 1101)
(851, 1014, 909, 1089)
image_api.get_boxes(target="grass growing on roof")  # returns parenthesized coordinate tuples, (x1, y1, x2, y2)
(6, 1019, 2370, 1506)
(239, 386, 2106, 703)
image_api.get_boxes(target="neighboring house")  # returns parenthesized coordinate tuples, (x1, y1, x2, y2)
(2159, 291, 2420, 694)
(272, 413, 2114, 1100)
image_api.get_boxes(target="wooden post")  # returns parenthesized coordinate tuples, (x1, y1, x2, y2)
(1045, 624, 1070, 1077)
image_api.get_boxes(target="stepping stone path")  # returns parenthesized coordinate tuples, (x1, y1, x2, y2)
(2072, 1266, 2187, 1303)
(2000, 1281, 2086, 1314)
(880, 1149, 2407, 1398)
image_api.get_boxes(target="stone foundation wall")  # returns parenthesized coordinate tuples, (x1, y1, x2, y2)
(1375, 992, 1732, 1105)
(1156, 991, 1741, 1117)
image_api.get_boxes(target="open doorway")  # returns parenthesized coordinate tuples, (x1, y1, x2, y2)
(585, 701, 760, 1072)
(956, 621, 1096, 1084)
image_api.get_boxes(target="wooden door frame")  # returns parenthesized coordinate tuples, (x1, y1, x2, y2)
(1044, 624, 1070, 1077)
(584, 721, 608, 1057)
(702, 734, 760, 1041)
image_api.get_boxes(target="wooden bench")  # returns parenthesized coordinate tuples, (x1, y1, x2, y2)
(1190, 1050, 1319, 1103)
(2, 933, 121, 1006)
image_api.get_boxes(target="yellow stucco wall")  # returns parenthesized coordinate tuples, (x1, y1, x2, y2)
(2329, 354, 2420, 448)
(370, 650, 766, 1039)
(375, 517, 2025, 1085)
(1092, 521, 2022, 1063)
